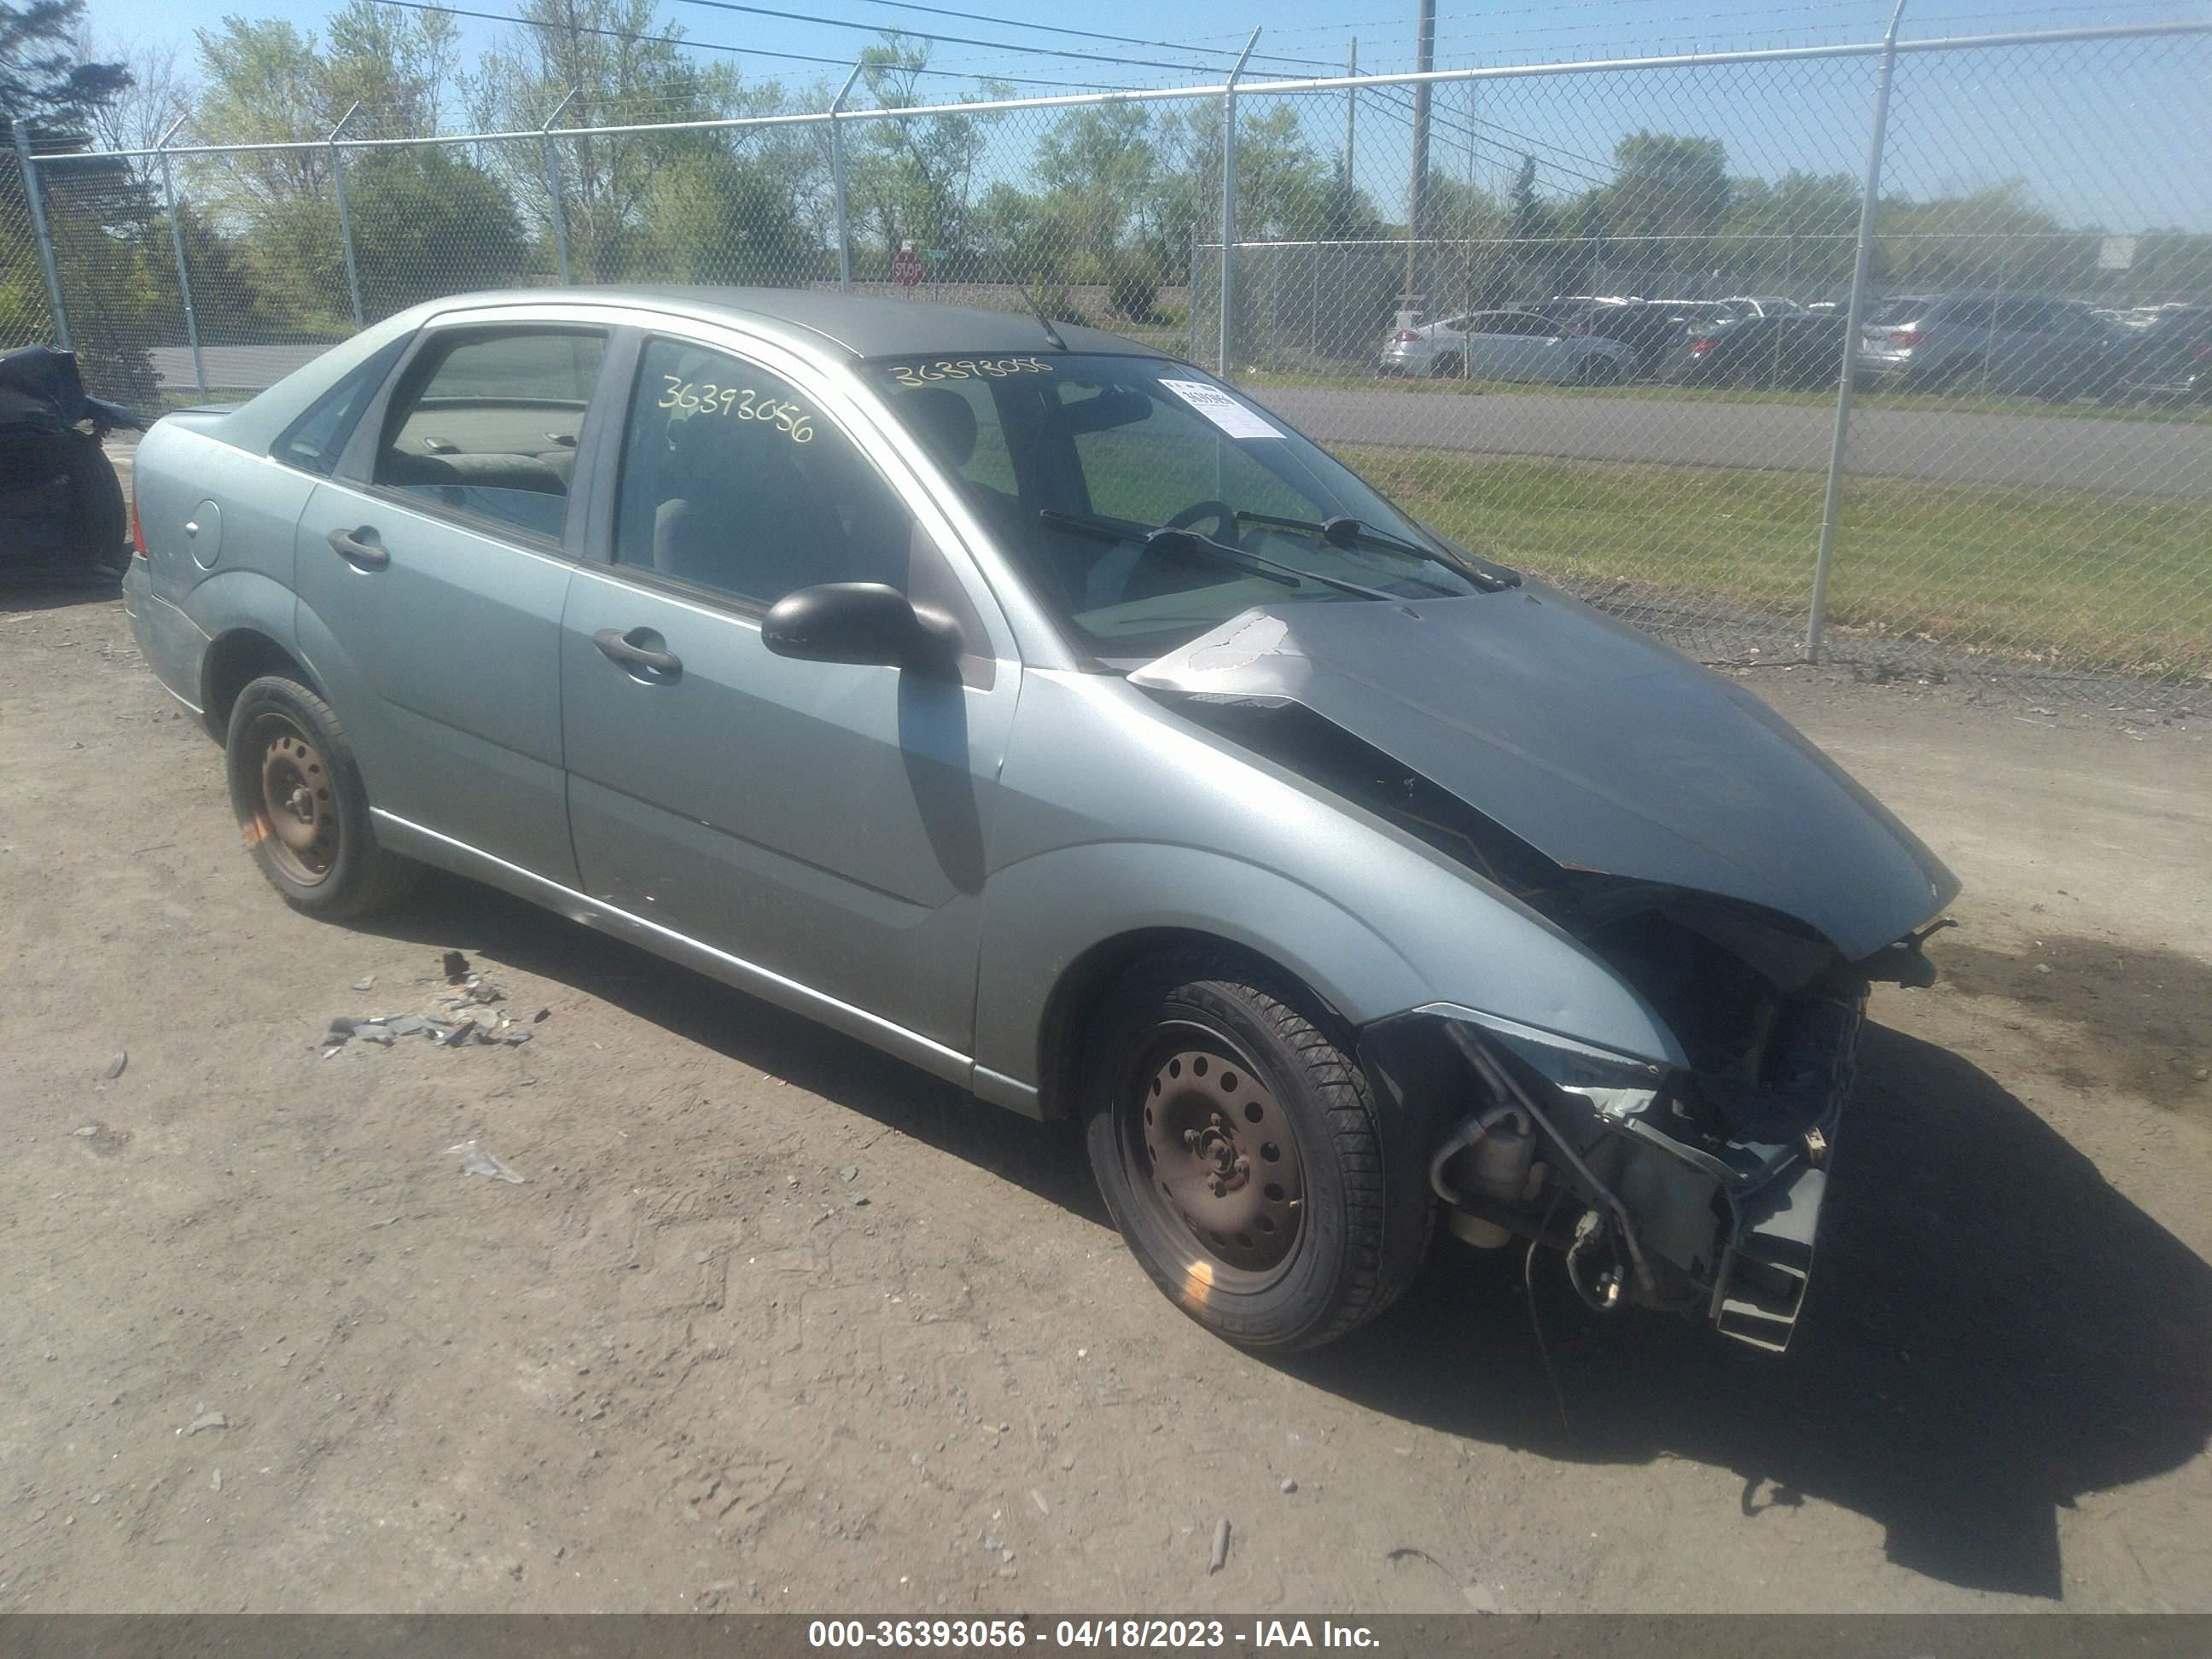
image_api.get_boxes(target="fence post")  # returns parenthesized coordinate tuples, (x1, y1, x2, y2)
(328, 102, 365, 329)
(1219, 29, 1261, 378)
(541, 89, 578, 286)
(155, 117, 207, 399)
(1807, 0, 1909, 664)
(831, 59, 865, 294)
(12, 120, 70, 350)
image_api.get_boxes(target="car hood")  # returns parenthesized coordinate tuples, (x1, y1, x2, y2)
(1129, 589, 1959, 963)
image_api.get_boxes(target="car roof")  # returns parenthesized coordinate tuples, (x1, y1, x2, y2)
(440, 284, 1153, 363)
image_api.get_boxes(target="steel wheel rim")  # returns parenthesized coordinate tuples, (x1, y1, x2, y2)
(1121, 1020, 1307, 1288)
(248, 713, 337, 885)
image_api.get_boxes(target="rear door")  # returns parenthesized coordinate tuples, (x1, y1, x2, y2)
(557, 331, 1020, 1056)
(293, 323, 613, 885)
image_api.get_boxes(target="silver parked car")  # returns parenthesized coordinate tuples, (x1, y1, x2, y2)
(123, 288, 1957, 1354)
(1380, 309, 1638, 383)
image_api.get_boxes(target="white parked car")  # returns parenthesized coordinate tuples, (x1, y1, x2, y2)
(1380, 309, 1639, 384)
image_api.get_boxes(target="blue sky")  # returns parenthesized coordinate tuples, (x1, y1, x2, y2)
(79, 1, 2212, 229)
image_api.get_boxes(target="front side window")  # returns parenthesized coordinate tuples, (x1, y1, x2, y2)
(613, 338, 919, 607)
(371, 329, 606, 539)
(867, 354, 1507, 665)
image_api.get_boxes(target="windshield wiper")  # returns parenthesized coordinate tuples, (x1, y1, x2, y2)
(1235, 510, 1521, 591)
(1039, 510, 1400, 602)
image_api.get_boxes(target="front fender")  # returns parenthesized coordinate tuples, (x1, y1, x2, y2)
(970, 838, 1687, 1112)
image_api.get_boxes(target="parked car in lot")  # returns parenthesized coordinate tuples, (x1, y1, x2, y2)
(1, 346, 148, 585)
(1721, 295, 1802, 318)
(1855, 291, 2121, 399)
(1380, 309, 1638, 383)
(124, 287, 1958, 1354)
(2106, 303, 2212, 402)
(1659, 312, 1852, 390)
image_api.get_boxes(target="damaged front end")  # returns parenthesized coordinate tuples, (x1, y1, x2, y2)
(1366, 982, 1866, 1353)
(1135, 597, 1960, 1352)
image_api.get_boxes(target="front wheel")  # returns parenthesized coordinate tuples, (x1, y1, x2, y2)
(1080, 952, 1424, 1351)
(1576, 352, 1622, 387)
(224, 675, 421, 918)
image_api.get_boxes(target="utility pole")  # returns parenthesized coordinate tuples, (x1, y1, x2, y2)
(1404, 0, 1436, 311)
(1344, 38, 1357, 183)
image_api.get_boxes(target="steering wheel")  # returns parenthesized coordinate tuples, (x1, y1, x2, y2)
(1164, 499, 1237, 544)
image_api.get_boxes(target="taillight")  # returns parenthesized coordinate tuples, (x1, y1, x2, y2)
(1887, 328, 1924, 346)
(1688, 336, 1716, 355)
(1394, 329, 1422, 343)
(2191, 339, 2212, 364)
(130, 482, 146, 558)
(1567, 323, 1589, 336)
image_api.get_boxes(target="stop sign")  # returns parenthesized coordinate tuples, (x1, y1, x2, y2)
(893, 246, 923, 288)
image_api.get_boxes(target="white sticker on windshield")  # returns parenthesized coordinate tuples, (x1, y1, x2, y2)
(1158, 378, 1283, 439)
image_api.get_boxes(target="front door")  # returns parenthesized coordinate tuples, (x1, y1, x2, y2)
(294, 324, 610, 883)
(558, 334, 1018, 1055)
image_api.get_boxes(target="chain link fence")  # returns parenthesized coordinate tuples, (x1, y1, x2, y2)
(11, 16, 2208, 701)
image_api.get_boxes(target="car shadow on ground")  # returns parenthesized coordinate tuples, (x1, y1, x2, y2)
(0, 583, 123, 613)
(358, 871, 1108, 1220)
(1284, 1022, 2212, 1600)
(362, 876, 2211, 1602)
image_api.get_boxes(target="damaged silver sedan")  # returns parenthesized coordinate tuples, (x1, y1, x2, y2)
(119, 288, 1956, 1354)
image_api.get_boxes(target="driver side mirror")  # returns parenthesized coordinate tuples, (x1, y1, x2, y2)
(761, 582, 960, 672)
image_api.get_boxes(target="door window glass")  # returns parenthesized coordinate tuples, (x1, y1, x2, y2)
(614, 339, 917, 607)
(274, 340, 406, 476)
(371, 329, 605, 539)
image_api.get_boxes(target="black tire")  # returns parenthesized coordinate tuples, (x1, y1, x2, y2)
(1080, 951, 1425, 1351)
(1576, 353, 1621, 387)
(1429, 352, 1463, 379)
(63, 432, 128, 585)
(224, 675, 421, 919)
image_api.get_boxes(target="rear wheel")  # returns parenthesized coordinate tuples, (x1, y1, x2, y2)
(1080, 951, 1423, 1351)
(1429, 352, 1463, 379)
(1577, 352, 1621, 387)
(224, 675, 420, 918)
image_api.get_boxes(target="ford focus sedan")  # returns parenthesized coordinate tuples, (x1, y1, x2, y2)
(122, 288, 1957, 1354)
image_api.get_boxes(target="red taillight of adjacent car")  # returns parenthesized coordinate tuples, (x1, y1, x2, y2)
(2191, 338, 2212, 364)
(1887, 328, 1924, 346)
(1567, 323, 1590, 336)
(130, 483, 146, 558)
(1688, 336, 1717, 356)
(1394, 329, 1422, 343)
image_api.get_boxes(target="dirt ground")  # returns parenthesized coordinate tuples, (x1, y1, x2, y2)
(3, 574, 2208, 1615)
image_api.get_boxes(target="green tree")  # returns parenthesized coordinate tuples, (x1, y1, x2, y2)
(3, 2, 155, 393)
(464, 0, 817, 282)
(350, 147, 530, 316)
(1875, 182, 2087, 294)
(847, 32, 1008, 279)
(1718, 170, 1860, 297)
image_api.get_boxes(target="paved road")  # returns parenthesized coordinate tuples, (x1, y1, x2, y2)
(1254, 384, 2212, 497)
(147, 344, 2210, 496)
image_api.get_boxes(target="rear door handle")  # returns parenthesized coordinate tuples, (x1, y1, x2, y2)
(592, 626, 682, 680)
(327, 525, 388, 571)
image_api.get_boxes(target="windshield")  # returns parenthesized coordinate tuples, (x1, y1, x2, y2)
(864, 353, 1499, 664)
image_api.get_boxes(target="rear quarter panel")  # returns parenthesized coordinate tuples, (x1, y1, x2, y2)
(133, 416, 318, 705)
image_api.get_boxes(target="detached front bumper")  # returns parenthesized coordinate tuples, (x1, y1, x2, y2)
(1373, 995, 1859, 1354)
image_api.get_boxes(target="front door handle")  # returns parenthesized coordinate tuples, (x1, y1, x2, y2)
(328, 525, 388, 571)
(592, 626, 682, 679)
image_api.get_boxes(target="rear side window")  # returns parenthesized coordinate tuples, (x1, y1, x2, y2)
(271, 341, 405, 476)
(371, 329, 607, 540)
